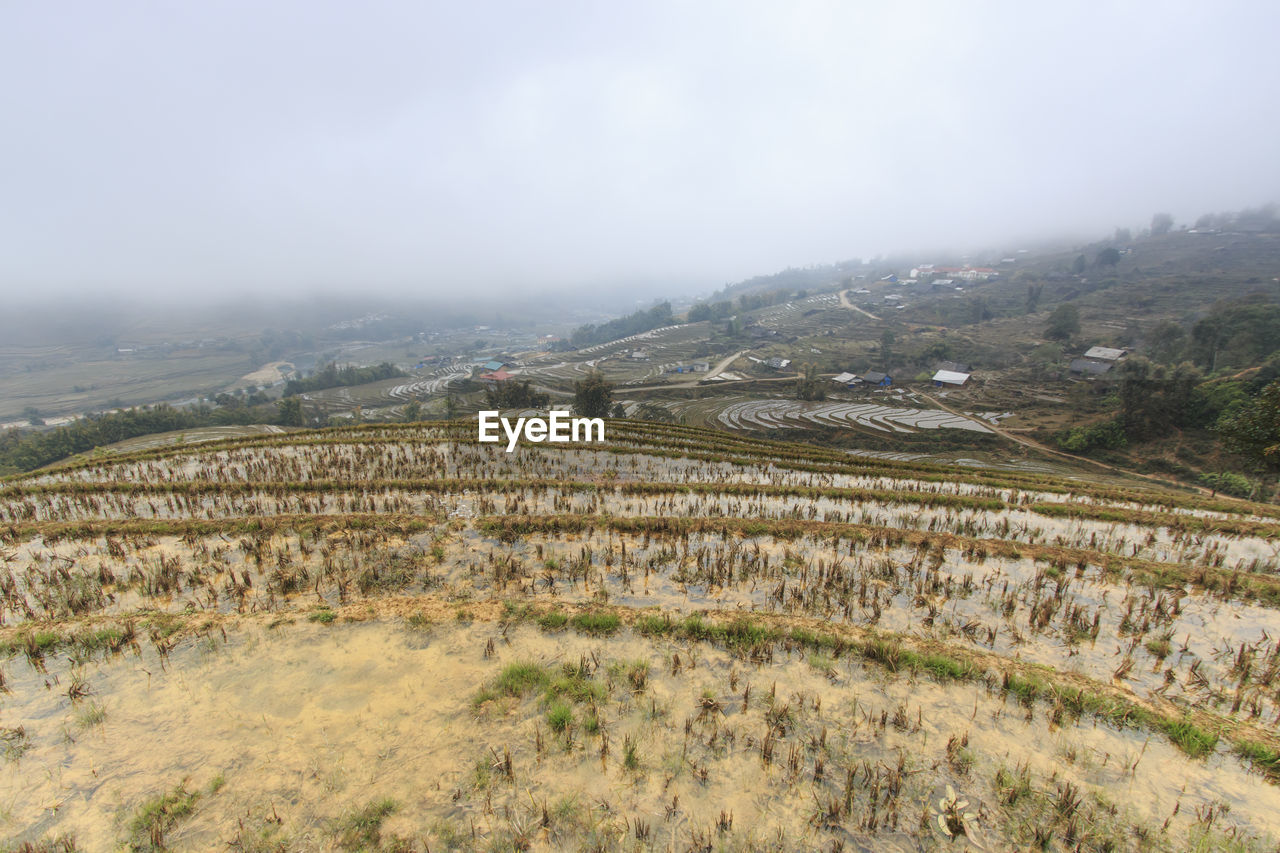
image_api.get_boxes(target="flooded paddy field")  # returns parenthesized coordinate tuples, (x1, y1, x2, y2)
(6, 485, 1276, 570)
(2, 421, 1279, 850)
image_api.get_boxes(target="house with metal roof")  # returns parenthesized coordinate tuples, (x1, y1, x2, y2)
(932, 370, 971, 387)
(1070, 359, 1113, 376)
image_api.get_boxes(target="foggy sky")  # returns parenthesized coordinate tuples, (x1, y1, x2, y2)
(2, 1, 1278, 300)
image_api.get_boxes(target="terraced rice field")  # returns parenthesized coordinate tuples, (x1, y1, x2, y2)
(519, 325, 721, 387)
(298, 364, 483, 413)
(714, 400, 993, 433)
(752, 294, 846, 331)
(385, 365, 483, 401)
(2, 422, 1279, 850)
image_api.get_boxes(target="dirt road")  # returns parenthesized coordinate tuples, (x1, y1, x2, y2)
(838, 290, 880, 320)
(917, 391, 1209, 493)
(624, 350, 748, 391)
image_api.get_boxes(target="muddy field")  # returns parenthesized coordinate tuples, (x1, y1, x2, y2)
(1, 422, 1278, 850)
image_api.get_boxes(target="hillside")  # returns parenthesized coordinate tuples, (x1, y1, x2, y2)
(2, 422, 1278, 850)
(7, 216, 1280, 504)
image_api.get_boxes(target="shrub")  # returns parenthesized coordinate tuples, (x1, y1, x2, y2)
(1055, 419, 1128, 453)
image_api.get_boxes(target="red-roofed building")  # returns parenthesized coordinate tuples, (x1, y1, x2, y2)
(479, 368, 515, 383)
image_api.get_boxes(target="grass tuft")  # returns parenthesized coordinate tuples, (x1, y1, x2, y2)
(1159, 717, 1220, 759)
(537, 611, 568, 630)
(546, 702, 574, 733)
(127, 782, 200, 852)
(307, 608, 336, 624)
(569, 611, 620, 635)
(330, 798, 398, 851)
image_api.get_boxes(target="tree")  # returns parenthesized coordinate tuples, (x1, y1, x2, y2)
(634, 402, 677, 423)
(569, 301, 675, 348)
(1151, 213, 1174, 236)
(796, 363, 826, 401)
(1117, 358, 1203, 441)
(880, 329, 896, 369)
(1025, 284, 1043, 314)
(968, 296, 991, 324)
(1056, 419, 1127, 453)
(1071, 254, 1087, 275)
(283, 361, 405, 397)
(485, 380, 548, 410)
(1218, 379, 1280, 481)
(1044, 303, 1080, 341)
(573, 370, 613, 418)
(401, 400, 422, 423)
(1147, 320, 1186, 364)
(1189, 300, 1280, 371)
(1236, 204, 1280, 233)
(276, 397, 304, 427)
(1096, 247, 1121, 268)
(922, 340, 953, 363)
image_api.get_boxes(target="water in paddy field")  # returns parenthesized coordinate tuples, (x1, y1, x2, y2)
(2, 619, 1278, 850)
(5, 429, 1280, 850)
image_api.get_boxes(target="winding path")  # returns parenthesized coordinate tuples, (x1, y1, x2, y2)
(917, 391, 1213, 493)
(838, 289, 880, 320)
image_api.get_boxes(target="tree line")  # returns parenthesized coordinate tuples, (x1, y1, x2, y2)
(562, 288, 801, 351)
(283, 362, 405, 397)
(566, 303, 674, 349)
(0, 402, 301, 474)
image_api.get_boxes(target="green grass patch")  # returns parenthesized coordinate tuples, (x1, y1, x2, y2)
(546, 702, 574, 733)
(1234, 740, 1280, 777)
(1003, 672, 1047, 705)
(623, 736, 641, 771)
(537, 611, 568, 630)
(330, 798, 398, 851)
(609, 659, 650, 692)
(1159, 717, 1220, 759)
(862, 637, 905, 671)
(74, 625, 133, 655)
(546, 669, 606, 705)
(569, 611, 620, 635)
(582, 708, 601, 734)
(634, 613, 672, 636)
(127, 782, 200, 852)
(915, 652, 979, 681)
(721, 617, 777, 651)
(473, 661, 552, 708)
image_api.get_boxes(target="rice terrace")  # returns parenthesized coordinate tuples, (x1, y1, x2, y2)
(5, 4, 1280, 851)
(3, 420, 1279, 850)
